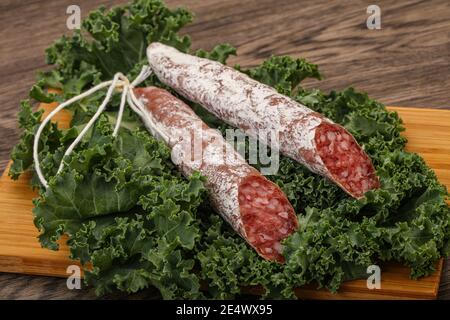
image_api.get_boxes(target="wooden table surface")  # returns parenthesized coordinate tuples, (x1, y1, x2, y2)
(0, 0, 449, 300)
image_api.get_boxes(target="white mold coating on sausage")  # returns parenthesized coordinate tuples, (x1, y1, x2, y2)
(134, 87, 298, 261)
(146, 42, 379, 198)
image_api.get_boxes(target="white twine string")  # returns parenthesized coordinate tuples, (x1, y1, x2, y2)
(33, 65, 169, 189)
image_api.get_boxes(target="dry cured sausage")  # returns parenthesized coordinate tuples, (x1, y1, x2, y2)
(146, 43, 380, 198)
(135, 87, 298, 262)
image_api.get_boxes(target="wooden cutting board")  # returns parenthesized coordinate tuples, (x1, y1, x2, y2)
(0, 102, 448, 299)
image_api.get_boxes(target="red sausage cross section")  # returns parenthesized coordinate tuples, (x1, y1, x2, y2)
(315, 123, 380, 198)
(239, 175, 298, 263)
